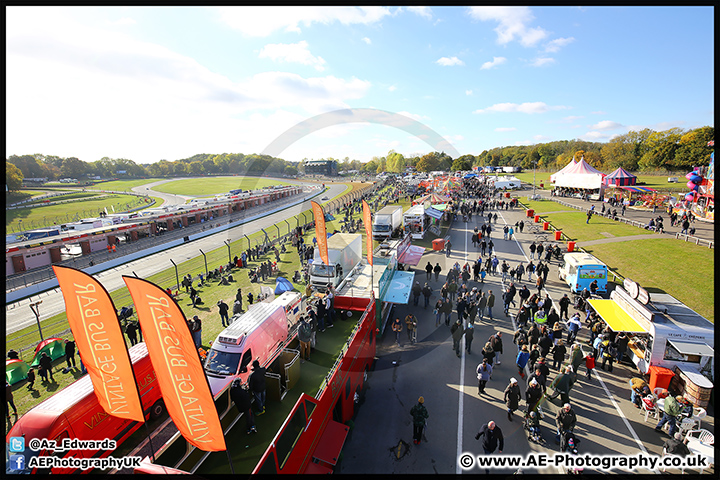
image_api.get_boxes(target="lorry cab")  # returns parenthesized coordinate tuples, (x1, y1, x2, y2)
(309, 234, 362, 291)
(558, 252, 608, 294)
(204, 295, 299, 395)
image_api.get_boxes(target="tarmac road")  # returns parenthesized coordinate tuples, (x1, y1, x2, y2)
(5, 183, 348, 335)
(339, 202, 714, 475)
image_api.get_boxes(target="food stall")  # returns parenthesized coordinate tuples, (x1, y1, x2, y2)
(403, 204, 428, 239)
(588, 280, 714, 406)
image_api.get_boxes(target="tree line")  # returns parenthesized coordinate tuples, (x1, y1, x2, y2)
(5, 126, 713, 191)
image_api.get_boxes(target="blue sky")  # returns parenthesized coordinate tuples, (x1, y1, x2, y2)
(6, 6, 714, 165)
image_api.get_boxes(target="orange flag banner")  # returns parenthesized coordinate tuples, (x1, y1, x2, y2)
(311, 200, 329, 266)
(52, 266, 144, 422)
(123, 276, 226, 452)
(362, 200, 373, 266)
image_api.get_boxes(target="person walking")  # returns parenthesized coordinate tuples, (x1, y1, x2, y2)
(422, 283, 433, 309)
(475, 421, 504, 474)
(405, 314, 418, 344)
(410, 397, 429, 445)
(433, 262, 442, 281)
(248, 360, 267, 416)
(451, 320, 465, 357)
(392, 317, 403, 345)
(441, 297, 453, 326)
(412, 281, 422, 307)
(525, 378, 543, 415)
(434, 298, 444, 327)
(218, 300, 230, 327)
(230, 379, 257, 434)
(425, 262, 433, 282)
(551, 340, 567, 370)
(64, 338, 76, 369)
(26, 368, 36, 391)
(489, 332, 503, 365)
(504, 378, 522, 421)
(486, 290, 495, 320)
(529, 241, 537, 260)
(464, 323, 475, 353)
(476, 292, 487, 323)
(556, 403, 577, 450)
(584, 350, 596, 380)
(569, 344, 584, 374)
(445, 240, 452, 257)
(191, 316, 202, 349)
(476, 359, 493, 395)
(516, 345, 530, 379)
(125, 320, 139, 346)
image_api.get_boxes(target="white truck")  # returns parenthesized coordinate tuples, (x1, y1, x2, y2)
(204, 291, 303, 395)
(372, 205, 403, 241)
(309, 233, 362, 292)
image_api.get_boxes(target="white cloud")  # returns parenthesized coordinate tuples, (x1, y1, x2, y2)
(217, 6, 392, 37)
(466, 90, 473, 96)
(581, 131, 611, 141)
(467, 6, 548, 47)
(534, 134, 551, 142)
(530, 57, 555, 67)
(362, 37, 371, 45)
(405, 6, 433, 19)
(561, 115, 584, 123)
(258, 41, 326, 71)
(388, 85, 397, 92)
(436, 56, 464, 66)
(480, 56, 507, 70)
(545, 37, 574, 53)
(591, 120, 623, 131)
(591, 111, 606, 115)
(495, 127, 517, 132)
(473, 102, 569, 114)
(5, 10, 373, 163)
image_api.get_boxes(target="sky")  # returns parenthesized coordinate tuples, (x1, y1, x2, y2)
(6, 6, 715, 165)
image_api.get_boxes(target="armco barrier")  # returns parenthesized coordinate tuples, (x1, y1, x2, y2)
(6, 187, 327, 304)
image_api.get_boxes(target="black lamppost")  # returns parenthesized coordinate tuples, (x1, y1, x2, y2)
(30, 300, 44, 341)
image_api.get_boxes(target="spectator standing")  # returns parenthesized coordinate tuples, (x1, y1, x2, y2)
(476, 359, 493, 394)
(39, 352, 54, 382)
(248, 360, 267, 415)
(230, 379, 257, 434)
(64, 339, 76, 369)
(6, 381, 18, 419)
(218, 300, 230, 327)
(504, 378, 522, 421)
(26, 368, 36, 390)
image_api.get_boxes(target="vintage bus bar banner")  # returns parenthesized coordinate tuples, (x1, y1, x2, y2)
(362, 200, 373, 266)
(52, 266, 144, 423)
(123, 276, 226, 452)
(311, 200, 329, 267)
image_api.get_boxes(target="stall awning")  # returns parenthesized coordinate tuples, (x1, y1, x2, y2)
(382, 271, 414, 304)
(426, 207, 443, 219)
(588, 299, 648, 333)
(667, 340, 714, 357)
(398, 245, 425, 266)
(617, 186, 657, 193)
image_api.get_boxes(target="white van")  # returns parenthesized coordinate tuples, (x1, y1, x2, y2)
(203, 292, 302, 395)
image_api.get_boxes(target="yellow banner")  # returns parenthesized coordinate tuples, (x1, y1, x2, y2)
(311, 201, 329, 266)
(362, 200, 373, 266)
(53, 266, 144, 422)
(123, 276, 226, 452)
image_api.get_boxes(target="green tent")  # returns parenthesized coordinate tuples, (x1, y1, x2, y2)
(30, 338, 66, 367)
(6, 359, 30, 385)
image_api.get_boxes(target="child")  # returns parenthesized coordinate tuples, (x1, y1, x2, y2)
(584, 351, 595, 380)
(26, 368, 36, 390)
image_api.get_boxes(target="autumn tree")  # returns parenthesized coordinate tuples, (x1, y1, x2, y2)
(6, 161, 24, 191)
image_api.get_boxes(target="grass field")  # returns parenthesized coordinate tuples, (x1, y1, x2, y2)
(510, 171, 688, 193)
(152, 177, 292, 196)
(6, 193, 152, 232)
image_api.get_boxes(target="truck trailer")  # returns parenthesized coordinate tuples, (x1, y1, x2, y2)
(372, 205, 403, 241)
(309, 233, 362, 291)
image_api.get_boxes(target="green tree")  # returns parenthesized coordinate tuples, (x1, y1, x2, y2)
(451, 156, 472, 171)
(7, 154, 49, 178)
(386, 151, 405, 173)
(60, 157, 87, 179)
(638, 128, 684, 171)
(6, 161, 24, 191)
(673, 126, 714, 170)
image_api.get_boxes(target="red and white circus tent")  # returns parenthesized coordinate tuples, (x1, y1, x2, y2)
(550, 158, 577, 183)
(553, 158, 605, 190)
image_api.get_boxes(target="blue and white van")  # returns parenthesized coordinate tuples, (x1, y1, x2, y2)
(558, 252, 608, 294)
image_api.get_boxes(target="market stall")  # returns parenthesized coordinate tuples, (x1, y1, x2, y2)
(587, 280, 714, 406)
